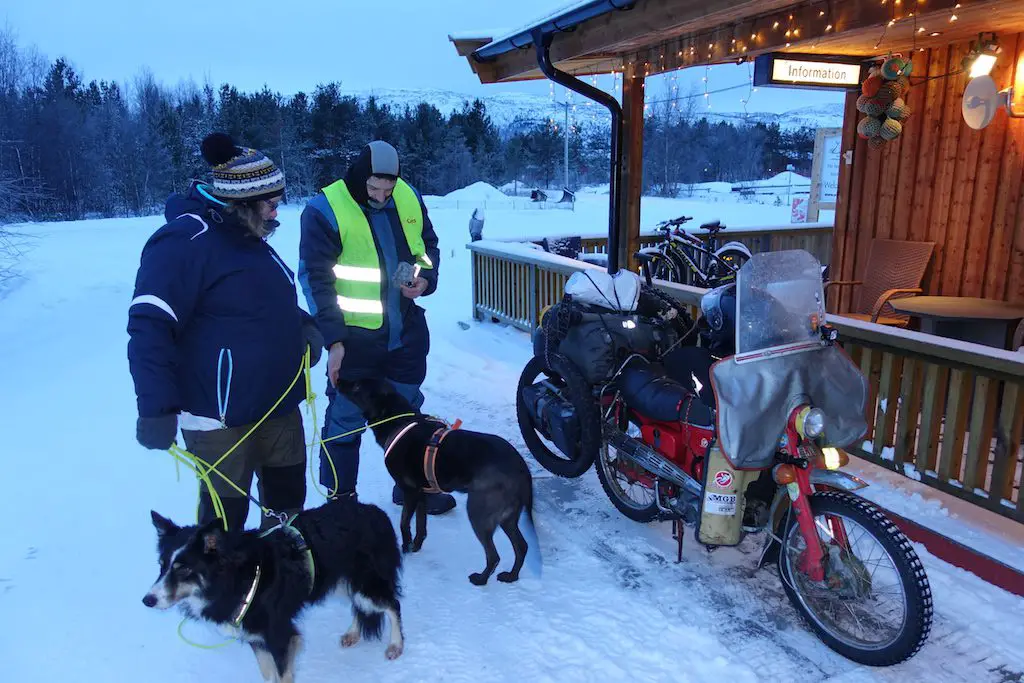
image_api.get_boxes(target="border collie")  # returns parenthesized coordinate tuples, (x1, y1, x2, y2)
(336, 377, 541, 586)
(142, 496, 404, 682)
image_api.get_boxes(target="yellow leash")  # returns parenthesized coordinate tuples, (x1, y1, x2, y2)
(176, 619, 239, 650)
(167, 347, 415, 531)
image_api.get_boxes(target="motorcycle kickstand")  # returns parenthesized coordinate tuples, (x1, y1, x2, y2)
(656, 479, 684, 564)
(671, 519, 684, 563)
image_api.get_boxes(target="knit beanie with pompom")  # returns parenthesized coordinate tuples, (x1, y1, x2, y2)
(200, 132, 285, 202)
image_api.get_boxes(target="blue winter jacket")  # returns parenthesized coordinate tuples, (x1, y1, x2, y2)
(127, 183, 309, 429)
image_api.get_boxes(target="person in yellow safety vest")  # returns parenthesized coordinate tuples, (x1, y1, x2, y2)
(297, 140, 454, 514)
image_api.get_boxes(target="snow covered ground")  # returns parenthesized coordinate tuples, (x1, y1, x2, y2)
(424, 185, 833, 241)
(1, 190, 1022, 682)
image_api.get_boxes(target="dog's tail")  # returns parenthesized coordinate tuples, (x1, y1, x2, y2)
(519, 480, 542, 578)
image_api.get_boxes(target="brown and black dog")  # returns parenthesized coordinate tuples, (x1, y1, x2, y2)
(336, 377, 541, 586)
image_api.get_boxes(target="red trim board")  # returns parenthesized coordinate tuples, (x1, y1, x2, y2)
(881, 508, 1024, 599)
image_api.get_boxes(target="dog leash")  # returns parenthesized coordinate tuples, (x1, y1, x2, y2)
(170, 409, 418, 530)
(168, 348, 423, 529)
(169, 347, 465, 529)
(177, 619, 241, 650)
(167, 349, 310, 530)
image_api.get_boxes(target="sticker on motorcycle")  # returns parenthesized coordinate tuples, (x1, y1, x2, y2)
(704, 492, 737, 515)
(713, 471, 734, 488)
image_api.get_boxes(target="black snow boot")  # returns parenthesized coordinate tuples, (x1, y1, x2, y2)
(392, 484, 456, 515)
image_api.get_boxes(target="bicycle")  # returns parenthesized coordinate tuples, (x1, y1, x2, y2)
(637, 215, 752, 287)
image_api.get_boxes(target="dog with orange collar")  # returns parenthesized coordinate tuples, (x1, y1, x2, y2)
(336, 377, 541, 585)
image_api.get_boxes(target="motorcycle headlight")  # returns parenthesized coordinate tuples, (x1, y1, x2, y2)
(799, 407, 826, 439)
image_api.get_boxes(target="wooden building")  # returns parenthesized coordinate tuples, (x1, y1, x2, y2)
(450, 0, 1024, 522)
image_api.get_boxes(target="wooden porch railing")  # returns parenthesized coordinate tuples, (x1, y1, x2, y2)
(571, 224, 835, 266)
(467, 240, 1024, 523)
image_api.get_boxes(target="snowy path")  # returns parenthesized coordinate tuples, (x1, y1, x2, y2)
(1, 203, 1022, 682)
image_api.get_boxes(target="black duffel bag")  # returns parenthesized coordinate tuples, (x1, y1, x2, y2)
(539, 300, 675, 385)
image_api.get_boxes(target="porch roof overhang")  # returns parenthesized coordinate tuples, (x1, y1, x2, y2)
(449, 0, 1024, 84)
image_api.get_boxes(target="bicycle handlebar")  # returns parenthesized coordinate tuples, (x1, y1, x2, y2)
(655, 215, 693, 229)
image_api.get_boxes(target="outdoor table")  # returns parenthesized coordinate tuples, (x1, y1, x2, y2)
(888, 296, 1024, 349)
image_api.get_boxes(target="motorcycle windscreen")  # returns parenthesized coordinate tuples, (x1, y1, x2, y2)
(734, 250, 827, 363)
(710, 345, 869, 470)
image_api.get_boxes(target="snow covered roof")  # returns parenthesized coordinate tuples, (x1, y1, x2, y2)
(446, 29, 504, 42)
(471, 0, 632, 60)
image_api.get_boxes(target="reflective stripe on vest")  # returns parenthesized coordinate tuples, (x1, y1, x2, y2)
(321, 178, 432, 330)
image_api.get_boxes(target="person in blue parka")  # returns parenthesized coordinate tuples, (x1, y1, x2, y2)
(127, 133, 323, 531)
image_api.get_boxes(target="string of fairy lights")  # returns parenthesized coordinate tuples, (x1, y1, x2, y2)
(537, 0, 972, 127)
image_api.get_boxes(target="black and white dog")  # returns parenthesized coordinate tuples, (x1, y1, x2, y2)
(336, 377, 541, 586)
(142, 496, 404, 682)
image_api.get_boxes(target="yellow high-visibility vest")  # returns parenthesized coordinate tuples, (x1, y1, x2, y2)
(322, 178, 433, 330)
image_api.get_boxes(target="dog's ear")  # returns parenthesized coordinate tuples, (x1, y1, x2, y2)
(197, 520, 224, 554)
(151, 511, 179, 538)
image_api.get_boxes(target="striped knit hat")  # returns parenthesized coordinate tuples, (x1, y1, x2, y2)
(200, 132, 285, 202)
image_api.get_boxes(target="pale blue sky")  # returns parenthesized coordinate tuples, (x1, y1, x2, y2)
(4, 0, 842, 114)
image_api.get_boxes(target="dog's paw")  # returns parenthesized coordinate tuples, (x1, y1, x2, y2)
(497, 571, 519, 583)
(340, 633, 360, 648)
(469, 572, 488, 586)
(401, 543, 410, 554)
(385, 644, 403, 660)
(409, 540, 424, 553)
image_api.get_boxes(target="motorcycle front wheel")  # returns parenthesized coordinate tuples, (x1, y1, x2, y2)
(777, 491, 933, 667)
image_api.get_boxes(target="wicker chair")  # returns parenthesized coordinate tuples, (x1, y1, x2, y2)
(826, 239, 935, 327)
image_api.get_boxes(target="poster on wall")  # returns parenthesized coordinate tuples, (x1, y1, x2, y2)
(808, 127, 842, 221)
(791, 197, 808, 223)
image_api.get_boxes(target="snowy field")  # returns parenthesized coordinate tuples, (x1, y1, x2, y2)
(425, 181, 830, 238)
(0, 190, 1022, 683)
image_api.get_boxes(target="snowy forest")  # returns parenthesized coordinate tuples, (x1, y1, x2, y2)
(0, 29, 817, 223)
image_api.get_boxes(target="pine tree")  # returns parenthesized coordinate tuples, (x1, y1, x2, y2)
(0, 27, 816, 224)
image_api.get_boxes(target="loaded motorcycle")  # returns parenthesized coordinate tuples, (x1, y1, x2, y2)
(516, 250, 933, 666)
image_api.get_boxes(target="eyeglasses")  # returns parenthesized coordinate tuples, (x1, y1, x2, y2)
(263, 198, 282, 211)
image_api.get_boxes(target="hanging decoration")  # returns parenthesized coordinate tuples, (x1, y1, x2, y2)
(599, 0, 973, 83)
(856, 55, 913, 149)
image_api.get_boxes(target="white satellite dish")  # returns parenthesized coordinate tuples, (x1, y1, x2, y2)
(962, 75, 1011, 130)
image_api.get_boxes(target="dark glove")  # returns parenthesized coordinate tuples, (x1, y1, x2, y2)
(137, 414, 178, 450)
(302, 319, 325, 366)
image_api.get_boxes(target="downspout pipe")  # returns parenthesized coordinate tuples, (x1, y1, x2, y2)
(532, 30, 623, 274)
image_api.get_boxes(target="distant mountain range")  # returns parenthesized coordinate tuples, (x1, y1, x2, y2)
(342, 87, 845, 132)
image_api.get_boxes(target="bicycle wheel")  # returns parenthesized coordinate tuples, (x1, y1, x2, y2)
(647, 251, 682, 283)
